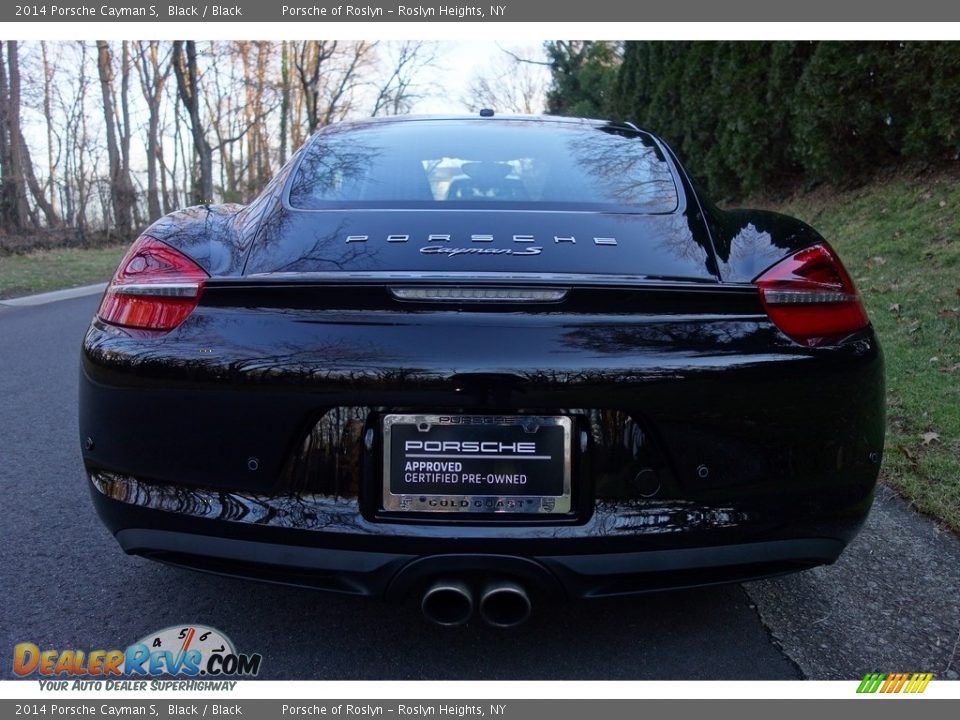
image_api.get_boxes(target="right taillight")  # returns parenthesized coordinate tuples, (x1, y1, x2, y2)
(98, 235, 208, 332)
(755, 243, 869, 347)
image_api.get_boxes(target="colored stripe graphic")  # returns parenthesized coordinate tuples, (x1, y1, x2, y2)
(857, 672, 932, 693)
(906, 673, 933, 693)
(881, 673, 899, 692)
(857, 673, 886, 693)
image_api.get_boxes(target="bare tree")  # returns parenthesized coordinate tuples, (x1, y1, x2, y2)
(0, 39, 442, 238)
(56, 42, 93, 232)
(323, 42, 375, 127)
(239, 41, 274, 198)
(0, 42, 21, 228)
(293, 40, 377, 135)
(135, 41, 171, 222)
(204, 41, 243, 200)
(294, 40, 338, 134)
(17, 123, 60, 228)
(172, 40, 214, 205)
(462, 46, 549, 115)
(371, 41, 438, 117)
(96, 40, 136, 237)
(203, 41, 277, 203)
(279, 40, 290, 164)
(40, 42, 61, 224)
(1, 41, 62, 230)
(172, 92, 191, 208)
(0, 41, 31, 229)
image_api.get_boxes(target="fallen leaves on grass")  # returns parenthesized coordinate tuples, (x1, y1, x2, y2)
(898, 444, 918, 465)
(938, 309, 960, 320)
(920, 432, 941, 446)
(889, 303, 902, 313)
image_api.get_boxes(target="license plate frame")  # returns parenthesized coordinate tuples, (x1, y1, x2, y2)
(381, 414, 573, 515)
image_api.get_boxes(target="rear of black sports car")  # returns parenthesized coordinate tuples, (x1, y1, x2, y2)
(80, 116, 884, 627)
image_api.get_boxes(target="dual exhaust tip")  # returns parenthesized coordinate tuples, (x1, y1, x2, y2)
(421, 578, 531, 628)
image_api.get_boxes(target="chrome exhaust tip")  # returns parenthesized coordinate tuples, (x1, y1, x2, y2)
(421, 578, 474, 627)
(478, 580, 532, 628)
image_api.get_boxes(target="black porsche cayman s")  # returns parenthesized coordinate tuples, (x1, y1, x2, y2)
(80, 114, 884, 627)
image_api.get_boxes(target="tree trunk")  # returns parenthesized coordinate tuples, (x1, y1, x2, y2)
(118, 41, 140, 229)
(40, 42, 61, 225)
(1, 41, 32, 230)
(145, 83, 162, 221)
(136, 41, 170, 222)
(0, 42, 15, 229)
(321, 41, 373, 127)
(18, 127, 60, 226)
(280, 41, 289, 164)
(96, 40, 135, 239)
(295, 40, 337, 134)
(76, 42, 91, 235)
(172, 40, 213, 205)
(253, 42, 270, 193)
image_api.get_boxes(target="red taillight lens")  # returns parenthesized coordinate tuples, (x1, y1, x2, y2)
(97, 236, 208, 331)
(755, 243, 869, 347)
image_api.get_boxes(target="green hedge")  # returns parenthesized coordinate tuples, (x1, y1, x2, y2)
(609, 41, 960, 197)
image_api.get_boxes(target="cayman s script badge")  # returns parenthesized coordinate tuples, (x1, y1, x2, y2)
(420, 246, 542, 257)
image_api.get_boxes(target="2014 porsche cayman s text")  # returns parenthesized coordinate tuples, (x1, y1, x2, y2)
(80, 114, 884, 627)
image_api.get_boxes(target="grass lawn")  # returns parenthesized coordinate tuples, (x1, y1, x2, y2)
(0, 245, 127, 300)
(757, 168, 960, 531)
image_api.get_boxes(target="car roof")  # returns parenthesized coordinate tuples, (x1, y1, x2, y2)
(322, 113, 645, 134)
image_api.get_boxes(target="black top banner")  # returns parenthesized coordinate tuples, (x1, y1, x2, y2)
(5, 0, 960, 22)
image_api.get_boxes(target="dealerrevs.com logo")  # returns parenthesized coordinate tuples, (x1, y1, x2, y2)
(13, 625, 262, 690)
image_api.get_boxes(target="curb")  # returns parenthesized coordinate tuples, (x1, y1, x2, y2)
(0, 282, 107, 307)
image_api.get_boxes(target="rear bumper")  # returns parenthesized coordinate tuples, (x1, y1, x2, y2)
(81, 310, 884, 600)
(90, 474, 864, 600)
(116, 526, 844, 600)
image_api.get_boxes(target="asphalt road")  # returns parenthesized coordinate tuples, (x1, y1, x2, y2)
(0, 295, 957, 681)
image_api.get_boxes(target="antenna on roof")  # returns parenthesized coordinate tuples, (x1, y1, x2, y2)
(479, 108, 495, 118)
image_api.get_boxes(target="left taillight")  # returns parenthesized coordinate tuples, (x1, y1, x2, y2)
(97, 235, 208, 331)
(755, 242, 869, 347)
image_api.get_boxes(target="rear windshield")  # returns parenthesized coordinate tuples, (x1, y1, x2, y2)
(287, 119, 679, 214)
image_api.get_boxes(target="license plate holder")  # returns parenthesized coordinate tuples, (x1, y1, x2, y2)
(381, 414, 572, 514)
